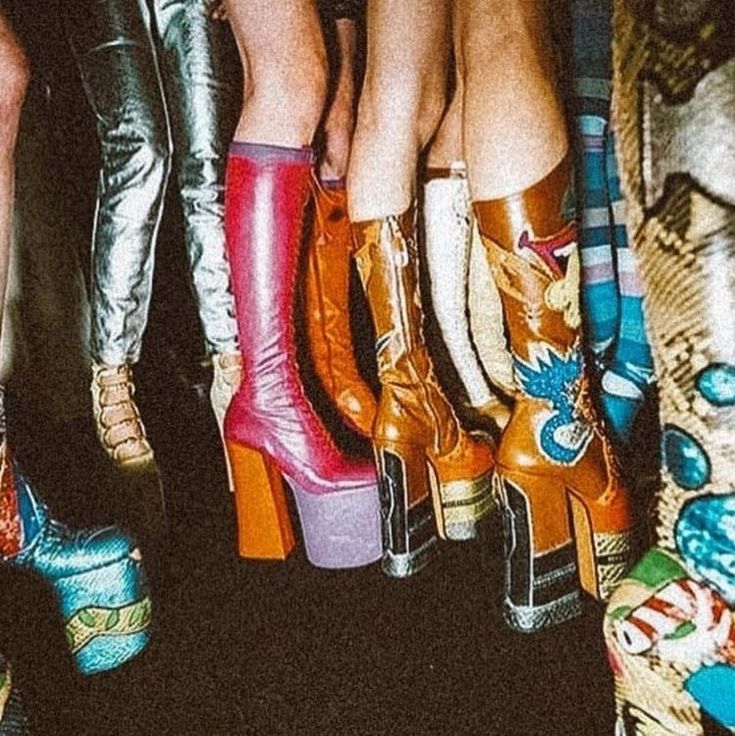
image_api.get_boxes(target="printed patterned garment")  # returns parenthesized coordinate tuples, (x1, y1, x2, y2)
(571, 0, 654, 443)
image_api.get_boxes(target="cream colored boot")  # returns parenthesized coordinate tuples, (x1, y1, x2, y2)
(210, 352, 242, 493)
(91, 362, 154, 469)
(424, 162, 513, 431)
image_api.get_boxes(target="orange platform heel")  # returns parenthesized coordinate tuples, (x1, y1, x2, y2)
(226, 441, 295, 560)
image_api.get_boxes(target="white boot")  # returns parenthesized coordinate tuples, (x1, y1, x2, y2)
(424, 163, 512, 430)
(210, 351, 242, 493)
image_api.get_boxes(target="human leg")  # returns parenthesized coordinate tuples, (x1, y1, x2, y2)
(424, 81, 514, 433)
(348, 0, 494, 573)
(459, 0, 633, 631)
(65, 0, 171, 468)
(223, 0, 381, 569)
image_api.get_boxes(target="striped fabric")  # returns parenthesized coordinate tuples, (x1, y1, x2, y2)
(572, 0, 654, 443)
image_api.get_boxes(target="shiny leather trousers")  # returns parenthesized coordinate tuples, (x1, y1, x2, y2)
(65, 0, 238, 365)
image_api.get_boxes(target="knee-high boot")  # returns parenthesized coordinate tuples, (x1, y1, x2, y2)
(474, 155, 634, 632)
(304, 181, 377, 437)
(423, 162, 514, 432)
(223, 143, 381, 570)
(603, 3, 735, 733)
(353, 206, 494, 576)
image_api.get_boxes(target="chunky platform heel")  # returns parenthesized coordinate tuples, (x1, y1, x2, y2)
(224, 142, 381, 570)
(494, 471, 582, 632)
(2, 452, 151, 675)
(495, 458, 633, 632)
(353, 209, 495, 561)
(226, 440, 294, 561)
(373, 442, 437, 577)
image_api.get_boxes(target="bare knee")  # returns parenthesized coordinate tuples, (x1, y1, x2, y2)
(358, 66, 446, 153)
(244, 37, 328, 140)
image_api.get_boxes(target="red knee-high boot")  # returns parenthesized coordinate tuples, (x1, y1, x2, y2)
(223, 142, 381, 569)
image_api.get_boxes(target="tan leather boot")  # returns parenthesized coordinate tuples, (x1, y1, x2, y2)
(475, 155, 633, 632)
(91, 362, 155, 469)
(304, 183, 377, 437)
(353, 206, 494, 576)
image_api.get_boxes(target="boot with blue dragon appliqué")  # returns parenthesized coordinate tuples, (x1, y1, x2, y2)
(474, 154, 634, 632)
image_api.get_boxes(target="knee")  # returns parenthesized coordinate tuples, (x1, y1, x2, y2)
(103, 123, 172, 198)
(246, 38, 328, 137)
(358, 68, 445, 150)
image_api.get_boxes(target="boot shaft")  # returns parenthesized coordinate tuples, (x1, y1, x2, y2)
(225, 143, 314, 400)
(474, 155, 581, 363)
(352, 208, 459, 451)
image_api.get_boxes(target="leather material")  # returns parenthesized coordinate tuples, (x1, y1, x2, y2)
(424, 168, 509, 410)
(224, 144, 377, 496)
(0, 444, 151, 676)
(65, 0, 238, 365)
(304, 184, 377, 437)
(353, 207, 494, 541)
(475, 157, 632, 627)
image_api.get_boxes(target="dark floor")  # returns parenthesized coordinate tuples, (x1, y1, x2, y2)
(0, 352, 663, 736)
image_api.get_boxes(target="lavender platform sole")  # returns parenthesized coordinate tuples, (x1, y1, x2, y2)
(285, 477, 383, 569)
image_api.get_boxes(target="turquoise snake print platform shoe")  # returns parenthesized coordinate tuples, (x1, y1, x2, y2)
(0, 442, 151, 675)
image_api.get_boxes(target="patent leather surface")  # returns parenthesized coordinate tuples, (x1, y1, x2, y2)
(305, 183, 377, 436)
(475, 158, 631, 552)
(65, 0, 237, 364)
(224, 144, 377, 495)
(352, 210, 493, 482)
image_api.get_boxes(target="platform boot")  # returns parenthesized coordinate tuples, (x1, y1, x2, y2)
(475, 155, 634, 632)
(352, 205, 495, 576)
(223, 143, 381, 570)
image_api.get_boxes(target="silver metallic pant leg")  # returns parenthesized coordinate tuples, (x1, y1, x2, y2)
(153, 0, 238, 355)
(66, 0, 171, 365)
(66, 0, 237, 365)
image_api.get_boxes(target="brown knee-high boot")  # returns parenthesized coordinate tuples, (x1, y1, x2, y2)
(353, 206, 494, 577)
(474, 155, 634, 632)
(304, 182, 378, 437)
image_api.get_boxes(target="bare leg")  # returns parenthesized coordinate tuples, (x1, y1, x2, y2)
(226, 0, 327, 146)
(458, 0, 568, 199)
(319, 17, 357, 180)
(347, 0, 451, 221)
(0, 11, 29, 330)
(427, 76, 463, 169)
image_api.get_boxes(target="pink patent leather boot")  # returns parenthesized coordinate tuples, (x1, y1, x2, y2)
(223, 142, 381, 569)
